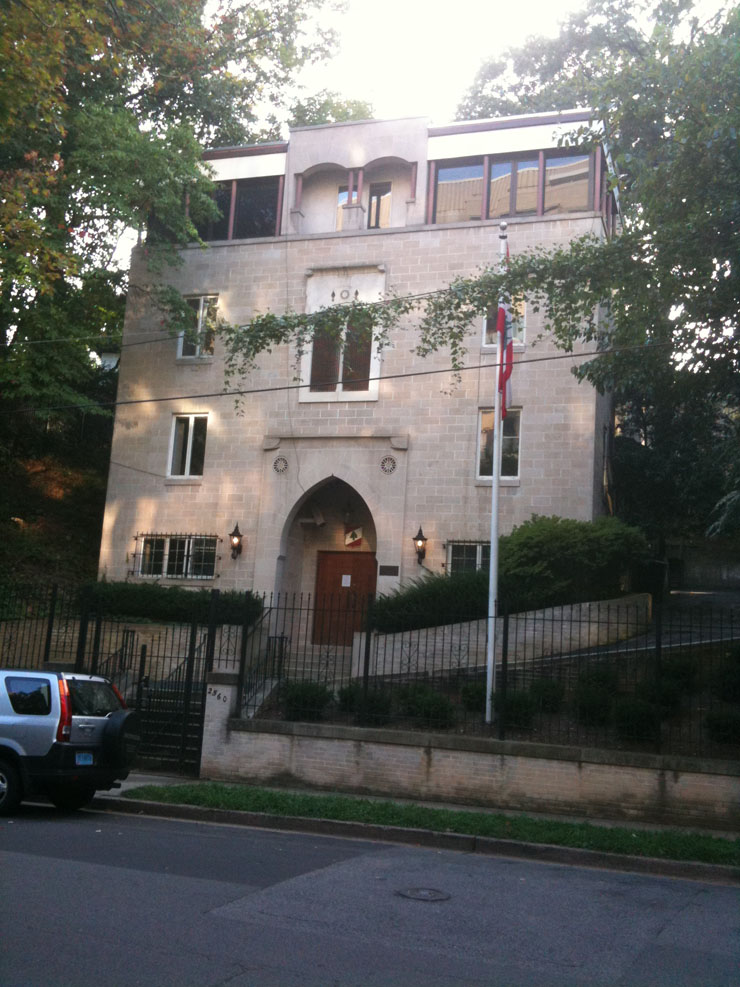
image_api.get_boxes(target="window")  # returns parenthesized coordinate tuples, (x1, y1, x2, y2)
(233, 176, 280, 238)
(446, 542, 490, 575)
(169, 414, 207, 476)
(514, 159, 539, 215)
(301, 268, 385, 402)
(6, 677, 51, 715)
(194, 182, 231, 241)
(309, 318, 372, 393)
(179, 297, 216, 358)
(138, 534, 218, 579)
(368, 182, 391, 229)
(478, 408, 521, 479)
(488, 161, 513, 218)
(434, 160, 484, 223)
(544, 154, 591, 213)
(483, 301, 526, 347)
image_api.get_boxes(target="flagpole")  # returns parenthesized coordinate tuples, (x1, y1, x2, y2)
(485, 221, 508, 724)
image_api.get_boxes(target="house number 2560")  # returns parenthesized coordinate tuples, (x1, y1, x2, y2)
(208, 688, 228, 702)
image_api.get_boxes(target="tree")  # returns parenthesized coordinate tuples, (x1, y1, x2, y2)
(454, 0, 740, 541)
(0, 0, 334, 453)
(288, 89, 373, 127)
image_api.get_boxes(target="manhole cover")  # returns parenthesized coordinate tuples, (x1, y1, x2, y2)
(395, 888, 450, 902)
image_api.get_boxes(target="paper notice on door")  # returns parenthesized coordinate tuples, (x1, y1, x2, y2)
(341, 574, 351, 587)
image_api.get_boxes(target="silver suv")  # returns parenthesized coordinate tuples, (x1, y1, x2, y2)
(0, 670, 139, 812)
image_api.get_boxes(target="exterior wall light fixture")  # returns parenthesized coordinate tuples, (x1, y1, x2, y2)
(412, 526, 427, 565)
(229, 523, 243, 560)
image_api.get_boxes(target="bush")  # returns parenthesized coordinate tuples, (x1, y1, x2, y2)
(461, 681, 487, 713)
(371, 516, 648, 633)
(638, 676, 683, 718)
(574, 678, 614, 728)
(705, 709, 740, 745)
(354, 689, 393, 727)
(661, 655, 700, 696)
(495, 690, 535, 730)
(80, 580, 262, 625)
(530, 678, 565, 714)
(712, 650, 740, 703)
(614, 698, 661, 743)
(399, 684, 456, 730)
(282, 681, 332, 722)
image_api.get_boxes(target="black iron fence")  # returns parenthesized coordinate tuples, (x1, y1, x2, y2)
(2, 582, 739, 760)
(234, 592, 740, 760)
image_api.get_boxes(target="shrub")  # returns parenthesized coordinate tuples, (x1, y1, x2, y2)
(461, 681, 487, 713)
(371, 516, 648, 633)
(661, 655, 700, 696)
(574, 678, 613, 728)
(337, 682, 363, 714)
(638, 676, 683, 718)
(712, 650, 740, 703)
(80, 580, 262, 625)
(614, 698, 660, 743)
(354, 689, 393, 727)
(529, 678, 565, 714)
(705, 709, 740, 745)
(399, 684, 456, 730)
(495, 690, 535, 730)
(282, 681, 332, 722)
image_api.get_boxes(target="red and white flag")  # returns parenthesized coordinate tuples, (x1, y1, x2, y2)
(496, 244, 514, 418)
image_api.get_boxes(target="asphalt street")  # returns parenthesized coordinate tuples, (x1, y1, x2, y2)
(2, 803, 739, 986)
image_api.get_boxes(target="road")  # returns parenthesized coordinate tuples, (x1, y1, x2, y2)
(2, 804, 739, 986)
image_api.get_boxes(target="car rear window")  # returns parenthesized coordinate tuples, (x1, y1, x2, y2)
(67, 679, 123, 717)
(6, 677, 52, 715)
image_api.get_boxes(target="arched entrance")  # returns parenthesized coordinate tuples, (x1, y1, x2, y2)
(280, 478, 377, 644)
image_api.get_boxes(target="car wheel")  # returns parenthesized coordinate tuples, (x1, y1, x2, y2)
(103, 709, 141, 770)
(47, 784, 97, 812)
(0, 757, 22, 815)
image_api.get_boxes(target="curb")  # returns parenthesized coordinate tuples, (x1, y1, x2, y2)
(91, 796, 740, 887)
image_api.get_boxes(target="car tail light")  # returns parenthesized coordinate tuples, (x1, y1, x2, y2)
(111, 683, 128, 709)
(56, 678, 72, 742)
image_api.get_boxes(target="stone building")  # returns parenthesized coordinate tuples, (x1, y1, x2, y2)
(99, 109, 615, 608)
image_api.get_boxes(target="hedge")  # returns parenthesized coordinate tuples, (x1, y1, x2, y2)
(78, 580, 262, 625)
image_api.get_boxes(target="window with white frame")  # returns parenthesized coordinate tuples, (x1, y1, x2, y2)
(446, 541, 490, 575)
(179, 297, 217, 358)
(300, 268, 385, 402)
(482, 300, 526, 347)
(478, 408, 521, 479)
(169, 414, 208, 476)
(136, 534, 218, 579)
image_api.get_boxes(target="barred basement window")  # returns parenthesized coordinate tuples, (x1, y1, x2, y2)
(446, 541, 490, 575)
(135, 534, 219, 580)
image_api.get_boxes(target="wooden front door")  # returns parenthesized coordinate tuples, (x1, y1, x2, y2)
(313, 551, 377, 645)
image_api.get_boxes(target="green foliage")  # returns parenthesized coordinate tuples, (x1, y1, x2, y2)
(529, 678, 565, 714)
(398, 684, 456, 730)
(495, 690, 535, 730)
(574, 665, 617, 727)
(80, 581, 262, 625)
(661, 656, 700, 697)
(638, 676, 683, 719)
(705, 710, 740, 746)
(372, 516, 647, 632)
(123, 782, 740, 867)
(287, 90, 374, 127)
(461, 681, 487, 713)
(1, 0, 335, 453)
(712, 650, 740, 704)
(282, 681, 333, 722)
(337, 682, 392, 726)
(614, 698, 660, 744)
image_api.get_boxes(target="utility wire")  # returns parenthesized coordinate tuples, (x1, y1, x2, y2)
(3, 340, 671, 417)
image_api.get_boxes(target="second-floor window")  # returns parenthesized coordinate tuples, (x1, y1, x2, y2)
(169, 414, 208, 477)
(179, 297, 217, 358)
(137, 534, 218, 579)
(309, 319, 373, 394)
(483, 301, 526, 347)
(478, 408, 521, 480)
(368, 182, 391, 229)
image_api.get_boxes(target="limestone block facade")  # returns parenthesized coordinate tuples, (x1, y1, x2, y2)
(99, 110, 615, 602)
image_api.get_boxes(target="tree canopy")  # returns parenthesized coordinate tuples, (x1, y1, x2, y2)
(0, 0, 333, 452)
(287, 89, 374, 128)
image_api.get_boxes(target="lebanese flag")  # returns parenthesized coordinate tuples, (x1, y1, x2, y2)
(496, 244, 514, 418)
(344, 525, 363, 547)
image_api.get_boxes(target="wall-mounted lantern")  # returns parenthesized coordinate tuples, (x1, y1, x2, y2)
(412, 526, 427, 565)
(229, 523, 243, 560)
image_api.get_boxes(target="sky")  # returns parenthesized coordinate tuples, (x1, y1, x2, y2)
(297, 0, 589, 124)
